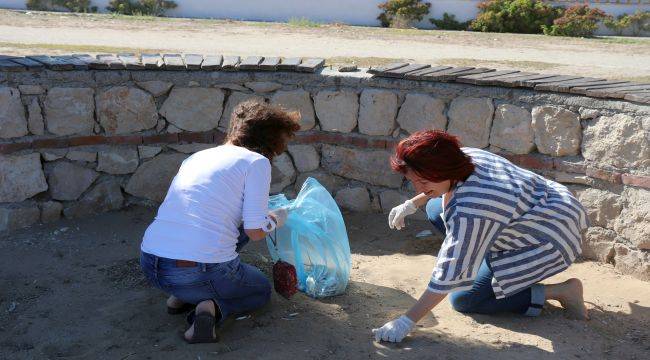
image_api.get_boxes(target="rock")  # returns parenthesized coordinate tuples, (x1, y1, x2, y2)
(167, 124, 183, 133)
(582, 114, 649, 170)
(553, 172, 589, 185)
(63, 180, 124, 218)
(578, 189, 622, 229)
(245, 81, 282, 93)
(613, 187, 649, 250)
(613, 244, 650, 281)
(26, 98, 44, 136)
(160, 88, 225, 132)
(187, 81, 200, 87)
(156, 117, 166, 132)
(581, 227, 616, 262)
(271, 90, 315, 131)
(94, 122, 101, 134)
(138, 145, 162, 159)
(135, 80, 173, 97)
(358, 89, 398, 136)
(96, 87, 158, 135)
(125, 153, 188, 202)
(66, 150, 97, 163)
(579, 108, 600, 120)
(531, 106, 581, 157)
(313, 90, 358, 133)
(44, 87, 95, 136)
(41, 149, 67, 161)
(295, 171, 347, 194)
(18, 84, 44, 95)
(168, 143, 214, 154)
(40, 201, 63, 223)
(0, 153, 48, 202)
(321, 145, 403, 188)
(335, 187, 372, 212)
(48, 162, 99, 201)
(0, 203, 40, 232)
(219, 92, 264, 131)
(379, 190, 409, 213)
(214, 83, 249, 92)
(287, 145, 319, 172)
(396, 94, 447, 134)
(0, 87, 28, 139)
(338, 64, 358, 72)
(447, 97, 494, 148)
(489, 104, 535, 154)
(271, 153, 296, 193)
(97, 148, 139, 174)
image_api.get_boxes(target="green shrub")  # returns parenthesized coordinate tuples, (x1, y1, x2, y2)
(107, 0, 177, 16)
(604, 14, 632, 36)
(377, 0, 431, 28)
(627, 10, 650, 36)
(26, 0, 96, 12)
(542, 4, 610, 37)
(470, 0, 562, 34)
(430, 12, 470, 31)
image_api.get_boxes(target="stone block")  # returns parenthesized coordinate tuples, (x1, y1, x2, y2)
(531, 106, 581, 157)
(447, 97, 494, 148)
(245, 81, 282, 93)
(63, 180, 124, 218)
(138, 145, 162, 159)
(66, 150, 97, 163)
(489, 104, 535, 154)
(358, 89, 397, 136)
(335, 187, 372, 212)
(160, 88, 225, 132)
(97, 148, 139, 174)
(125, 153, 188, 202)
(0, 153, 48, 202)
(48, 162, 98, 201)
(40, 201, 63, 223)
(271, 90, 315, 131)
(96, 87, 158, 135)
(26, 98, 44, 136)
(614, 187, 649, 250)
(314, 90, 358, 133)
(288, 144, 319, 172)
(136, 80, 173, 97)
(321, 145, 403, 188)
(44, 87, 95, 136)
(271, 153, 296, 193)
(396, 93, 446, 134)
(0, 87, 28, 139)
(0, 203, 40, 232)
(578, 189, 622, 229)
(582, 114, 649, 171)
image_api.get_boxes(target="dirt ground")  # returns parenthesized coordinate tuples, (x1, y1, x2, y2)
(1, 10, 650, 81)
(1, 206, 648, 359)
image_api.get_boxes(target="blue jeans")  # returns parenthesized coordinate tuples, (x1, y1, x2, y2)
(426, 197, 545, 317)
(140, 229, 271, 322)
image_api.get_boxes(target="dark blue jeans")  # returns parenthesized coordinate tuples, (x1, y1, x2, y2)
(426, 197, 544, 317)
(140, 229, 271, 322)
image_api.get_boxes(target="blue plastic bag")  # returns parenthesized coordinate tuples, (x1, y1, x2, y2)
(266, 177, 351, 298)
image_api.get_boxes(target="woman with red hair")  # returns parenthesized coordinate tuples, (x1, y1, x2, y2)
(372, 130, 589, 343)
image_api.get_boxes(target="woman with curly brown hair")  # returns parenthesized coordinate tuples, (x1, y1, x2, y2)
(140, 100, 301, 343)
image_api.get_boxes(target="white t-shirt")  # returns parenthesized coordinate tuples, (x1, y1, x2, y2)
(140, 144, 272, 263)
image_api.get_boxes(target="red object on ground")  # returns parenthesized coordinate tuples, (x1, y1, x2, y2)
(273, 260, 298, 299)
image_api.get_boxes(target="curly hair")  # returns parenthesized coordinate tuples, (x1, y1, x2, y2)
(225, 100, 301, 160)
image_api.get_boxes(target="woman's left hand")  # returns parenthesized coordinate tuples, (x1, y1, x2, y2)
(372, 315, 415, 343)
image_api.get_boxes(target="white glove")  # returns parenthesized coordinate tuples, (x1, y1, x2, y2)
(268, 208, 288, 228)
(372, 315, 415, 343)
(388, 200, 417, 230)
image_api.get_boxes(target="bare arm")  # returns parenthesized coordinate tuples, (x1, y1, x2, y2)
(410, 193, 430, 208)
(405, 290, 447, 322)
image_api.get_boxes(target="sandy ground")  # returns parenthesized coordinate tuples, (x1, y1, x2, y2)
(0, 10, 650, 81)
(1, 206, 648, 359)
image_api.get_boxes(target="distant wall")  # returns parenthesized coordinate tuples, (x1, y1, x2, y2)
(2, 0, 649, 35)
(0, 54, 648, 281)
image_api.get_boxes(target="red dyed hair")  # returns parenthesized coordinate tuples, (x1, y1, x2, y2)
(390, 130, 474, 182)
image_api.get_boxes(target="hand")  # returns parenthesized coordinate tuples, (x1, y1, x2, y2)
(268, 208, 288, 228)
(372, 315, 415, 343)
(388, 200, 417, 230)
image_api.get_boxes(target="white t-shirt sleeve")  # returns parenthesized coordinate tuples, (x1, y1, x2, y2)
(242, 157, 272, 229)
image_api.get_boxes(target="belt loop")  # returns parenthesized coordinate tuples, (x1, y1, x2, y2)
(201, 263, 207, 272)
(154, 256, 159, 270)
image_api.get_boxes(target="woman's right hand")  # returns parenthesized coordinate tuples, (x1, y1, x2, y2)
(388, 200, 417, 230)
(269, 208, 288, 228)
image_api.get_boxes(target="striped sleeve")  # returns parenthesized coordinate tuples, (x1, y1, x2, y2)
(427, 216, 502, 294)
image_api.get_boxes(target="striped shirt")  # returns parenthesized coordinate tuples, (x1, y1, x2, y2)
(428, 148, 589, 299)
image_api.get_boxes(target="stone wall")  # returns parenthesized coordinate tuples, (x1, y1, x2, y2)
(0, 64, 648, 281)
